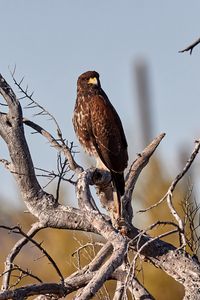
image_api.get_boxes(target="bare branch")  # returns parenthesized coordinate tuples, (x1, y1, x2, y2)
(0, 268, 141, 300)
(166, 139, 200, 247)
(125, 133, 165, 198)
(1, 264, 43, 290)
(11, 264, 43, 284)
(74, 168, 128, 299)
(127, 224, 200, 299)
(113, 281, 125, 300)
(0, 271, 145, 300)
(182, 190, 200, 255)
(123, 133, 165, 222)
(0, 273, 94, 300)
(169, 139, 200, 193)
(0, 225, 64, 284)
(179, 37, 200, 54)
(112, 266, 155, 300)
(1, 223, 44, 290)
(23, 118, 82, 173)
(10, 69, 63, 140)
(139, 139, 200, 214)
(55, 154, 69, 201)
(0, 74, 42, 201)
(127, 277, 155, 300)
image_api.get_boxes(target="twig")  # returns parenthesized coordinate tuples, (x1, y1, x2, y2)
(126, 228, 178, 293)
(14, 265, 42, 284)
(1, 264, 42, 284)
(1, 222, 44, 291)
(168, 139, 200, 195)
(182, 189, 200, 255)
(179, 37, 200, 54)
(0, 225, 64, 284)
(10, 68, 63, 140)
(34, 166, 75, 185)
(72, 237, 93, 270)
(68, 242, 113, 283)
(72, 241, 103, 271)
(139, 139, 200, 214)
(55, 154, 68, 201)
(138, 193, 167, 213)
(23, 118, 82, 173)
(0, 102, 7, 107)
(166, 139, 200, 247)
(88, 242, 113, 273)
(132, 221, 179, 257)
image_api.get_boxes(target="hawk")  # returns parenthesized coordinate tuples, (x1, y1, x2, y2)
(73, 71, 128, 219)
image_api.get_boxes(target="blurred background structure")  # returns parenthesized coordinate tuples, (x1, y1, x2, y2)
(134, 59, 154, 148)
(0, 1, 200, 299)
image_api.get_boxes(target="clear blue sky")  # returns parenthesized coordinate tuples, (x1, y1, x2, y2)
(0, 1, 200, 206)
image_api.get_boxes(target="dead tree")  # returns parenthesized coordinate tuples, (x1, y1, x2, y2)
(0, 73, 200, 300)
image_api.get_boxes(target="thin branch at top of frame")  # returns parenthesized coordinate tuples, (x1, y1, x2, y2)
(179, 37, 200, 55)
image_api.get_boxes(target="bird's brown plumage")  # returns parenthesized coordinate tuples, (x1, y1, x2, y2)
(73, 71, 128, 215)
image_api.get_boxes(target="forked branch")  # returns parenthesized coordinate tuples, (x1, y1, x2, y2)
(179, 37, 200, 54)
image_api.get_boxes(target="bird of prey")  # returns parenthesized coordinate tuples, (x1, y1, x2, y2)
(73, 71, 128, 219)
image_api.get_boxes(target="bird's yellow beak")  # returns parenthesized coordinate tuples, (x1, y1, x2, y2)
(88, 77, 98, 85)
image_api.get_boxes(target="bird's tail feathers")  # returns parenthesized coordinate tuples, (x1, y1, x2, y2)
(111, 171, 125, 196)
(111, 172, 125, 220)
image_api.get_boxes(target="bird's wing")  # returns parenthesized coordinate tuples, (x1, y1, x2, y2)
(89, 94, 128, 173)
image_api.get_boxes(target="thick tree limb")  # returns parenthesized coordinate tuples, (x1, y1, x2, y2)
(0, 74, 42, 203)
(0, 267, 156, 300)
(128, 225, 200, 300)
(113, 264, 155, 300)
(0, 273, 95, 300)
(74, 169, 128, 299)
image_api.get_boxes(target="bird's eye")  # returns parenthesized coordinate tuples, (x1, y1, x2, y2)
(88, 77, 98, 85)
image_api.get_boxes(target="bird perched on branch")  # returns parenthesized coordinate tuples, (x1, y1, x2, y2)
(73, 71, 128, 220)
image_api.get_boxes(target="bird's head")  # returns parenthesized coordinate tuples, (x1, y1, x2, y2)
(77, 71, 101, 92)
